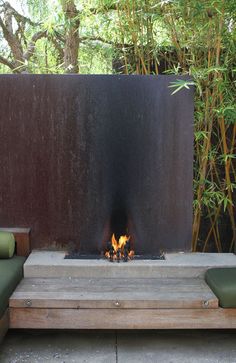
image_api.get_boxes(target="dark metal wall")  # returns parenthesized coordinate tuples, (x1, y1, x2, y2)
(0, 75, 194, 254)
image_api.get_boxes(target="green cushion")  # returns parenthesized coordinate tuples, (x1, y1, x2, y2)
(0, 232, 15, 259)
(205, 268, 236, 308)
(0, 256, 25, 318)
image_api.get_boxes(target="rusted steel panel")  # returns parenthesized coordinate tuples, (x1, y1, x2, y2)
(0, 75, 193, 254)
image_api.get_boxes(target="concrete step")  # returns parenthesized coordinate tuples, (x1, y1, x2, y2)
(23, 251, 236, 279)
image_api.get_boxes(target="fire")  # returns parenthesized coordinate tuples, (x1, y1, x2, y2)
(105, 234, 134, 262)
(112, 234, 129, 252)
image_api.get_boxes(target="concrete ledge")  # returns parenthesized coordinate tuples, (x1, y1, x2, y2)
(24, 251, 236, 279)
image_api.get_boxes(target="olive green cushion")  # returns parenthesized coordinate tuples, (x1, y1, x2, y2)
(0, 232, 15, 259)
(205, 268, 236, 308)
(0, 256, 25, 318)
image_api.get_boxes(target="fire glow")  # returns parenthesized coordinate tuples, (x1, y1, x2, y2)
(105, 234, 134, 262)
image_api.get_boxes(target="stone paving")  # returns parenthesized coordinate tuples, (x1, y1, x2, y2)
(0, 330, 236, 363)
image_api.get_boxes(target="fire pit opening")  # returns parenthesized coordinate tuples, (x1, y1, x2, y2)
(104, 207, 134, 262)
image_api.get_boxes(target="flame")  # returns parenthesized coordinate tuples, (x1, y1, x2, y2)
(105, 233, 134, 261)
(112, 233, 129, 252)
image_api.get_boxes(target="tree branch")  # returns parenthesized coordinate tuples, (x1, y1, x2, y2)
(0, 15, 24, 64)
(51, 37, 64, 65)
(23, 30, 47, 60)
(0, 1, 40, 26)
(79, 35, 131, 48)
(0, 53, 15, 70)
(61, 0, 80, 73)
(0, 2, 46, 71)
(88, 5, 117, 14)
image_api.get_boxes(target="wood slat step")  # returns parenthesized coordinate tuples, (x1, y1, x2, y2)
(10, 277, 218, 309)
(9, 308, 236, 330)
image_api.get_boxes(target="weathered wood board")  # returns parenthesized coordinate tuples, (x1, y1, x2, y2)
(9, 308, 236, 330)
(10, 277, 218, 309)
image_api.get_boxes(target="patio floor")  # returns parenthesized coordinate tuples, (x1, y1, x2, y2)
(0, 329, 236, 363)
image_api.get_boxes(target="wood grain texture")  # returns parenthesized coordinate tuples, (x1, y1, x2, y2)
(0, 309, 9, 342)
(9, 307, 236, 329)
(10, 277, 218, 309)
(0, 228, 31, 257)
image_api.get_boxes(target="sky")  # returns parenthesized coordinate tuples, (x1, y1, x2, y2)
(9, 0, 28, 14)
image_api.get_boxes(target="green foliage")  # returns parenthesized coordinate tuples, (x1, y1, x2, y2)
(168, 79, 195, 95)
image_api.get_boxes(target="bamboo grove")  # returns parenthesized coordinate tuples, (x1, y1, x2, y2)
(0, 0, 235, 251)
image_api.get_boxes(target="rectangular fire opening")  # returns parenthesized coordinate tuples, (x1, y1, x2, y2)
(0, 75, 194, 258)
(104, 207, 134, 262)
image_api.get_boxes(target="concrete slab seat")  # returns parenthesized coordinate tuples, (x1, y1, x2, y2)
(206, 268, 236, 308)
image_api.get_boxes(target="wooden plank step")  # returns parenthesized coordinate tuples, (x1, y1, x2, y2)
(9, 307, 236, 330)
(10, 277, 218, 309)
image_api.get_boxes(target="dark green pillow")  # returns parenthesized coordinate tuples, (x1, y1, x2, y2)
(205, 268, 236, 308)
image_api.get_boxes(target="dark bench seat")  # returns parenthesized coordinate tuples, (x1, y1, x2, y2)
(206, 268, 236, 308)
(0, 256, 25, 318)
(0, 228, 30, 342)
